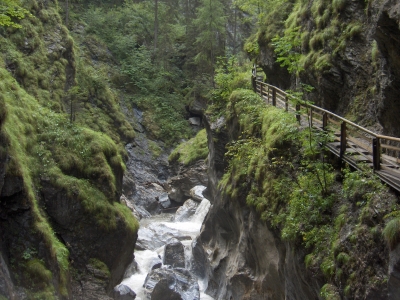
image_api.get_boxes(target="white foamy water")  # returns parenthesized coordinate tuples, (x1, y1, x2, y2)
(119, 187, 213, 300)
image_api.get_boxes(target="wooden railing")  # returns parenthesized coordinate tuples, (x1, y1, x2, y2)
(252, 66, 400, 191)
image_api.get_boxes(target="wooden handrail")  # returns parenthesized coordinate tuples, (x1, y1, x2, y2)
(251, 66, 400, 187)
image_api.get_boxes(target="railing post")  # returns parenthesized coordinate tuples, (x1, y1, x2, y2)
(272, 88, 276, 106)
(373, 138, 381, 170)
(285, 95, 288, 112)
(266, 85, 269, 104)
(309, 108, 313, 127)
(260, 83, 263, 100)
(322, 113, 328, 130)
(296, 104, 301, 124)
(340, 122, 347, 158)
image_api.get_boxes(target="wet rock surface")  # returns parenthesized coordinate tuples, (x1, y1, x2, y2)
(163, 238, 185, 268)
(198, 113, 322, 299)
(135, 223, 182, 251)
(113, 284, 137, 300)
(144, 268, 200, 300)
(174, 199, 199, 222)
(168, 160, 208, 203)
(124, 132, 170, 214)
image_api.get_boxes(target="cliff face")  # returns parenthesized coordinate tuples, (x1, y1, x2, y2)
(0, 0, 138, 298)
(199, 111, 321, 300)
(198, 85, 398, 298)
(254, 0, 400, 136)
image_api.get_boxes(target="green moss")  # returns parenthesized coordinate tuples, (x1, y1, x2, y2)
(383, 218, 400, 249)
(114, 202, 139, 233)
(148, 140, 162, 158)
(320, 283, 341, 300)
(0, 62, 137, 296)
(169, 129, 209, 165)
(88, 258, 110, 278)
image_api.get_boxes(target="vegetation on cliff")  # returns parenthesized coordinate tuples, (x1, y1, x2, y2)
(0, 0, 141, 297)
(208, 62, 399, 299)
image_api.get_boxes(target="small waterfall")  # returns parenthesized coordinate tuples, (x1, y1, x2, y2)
(118, 186, 213, 300)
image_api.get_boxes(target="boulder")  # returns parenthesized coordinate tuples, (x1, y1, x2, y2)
(113, 284, 136, 300)
(189, 117, 201, 126)
(158, 193, 171, 209)
(191, 238, 209, 279)
(144, 267, 200, 300)
(189, 186, 206, 202)
(135, 223, 181, 251)
(123, 259, 139, 278)
(174, 199, 199, 222)
(168, 161, 208, 203)
(163, 238, 185, 268)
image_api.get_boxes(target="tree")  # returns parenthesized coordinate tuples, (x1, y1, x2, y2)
(0, 0, 30, 28)
(193, 0, 226, 80)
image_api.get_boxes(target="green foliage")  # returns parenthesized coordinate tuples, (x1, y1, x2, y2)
(169, 129, 208, 165)
(272, 26, 303, 76)
(383, 218, 400, 250)
(88, 258, 110, 278)
(82, 6, 191, 145)
(213, 57, 252, 101)
(0, 0, 31, 28)
(320, 283, 341, 300)
(0, 61, 138, 296)
(193, 0, 226, 76)
(342, 166, 384, 202)
(22, 258, 56, 299)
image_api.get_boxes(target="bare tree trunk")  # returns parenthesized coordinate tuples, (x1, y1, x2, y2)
(209, 0, 214, 86)
(233, 6, 237, 55)
(154, 0, 159, 53)
(65, 0, 69, 27)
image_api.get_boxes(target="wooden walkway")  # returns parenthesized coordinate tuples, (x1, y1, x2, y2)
(252, 66, 400, 192)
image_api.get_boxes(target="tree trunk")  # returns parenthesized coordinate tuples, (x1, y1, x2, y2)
(65, 0, 69, 27)
(154, 0, 159, 52)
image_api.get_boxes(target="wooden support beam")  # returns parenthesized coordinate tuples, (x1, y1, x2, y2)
(340, 122, 347, 158)
(322, 113, 328, 130)
(272, 88, 276, 106)
(285, 95, 288, 112)
(296, 104, 301, 124)
(373, 138, 381, 170)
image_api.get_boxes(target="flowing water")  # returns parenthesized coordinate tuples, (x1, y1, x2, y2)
(118, 186, 214, 300)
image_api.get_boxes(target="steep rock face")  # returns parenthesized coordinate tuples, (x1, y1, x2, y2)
(40, 178, 137, 291)
(374, 0, 400, 134)
(256, 0, 400, 135)
(198, 115, 322, 299)
(168, 160, 208, 203)
(0, 0, 138, 297)
(124, 133, 170, 214)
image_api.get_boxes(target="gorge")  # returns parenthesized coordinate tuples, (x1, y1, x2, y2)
(1, 0, 400, 299)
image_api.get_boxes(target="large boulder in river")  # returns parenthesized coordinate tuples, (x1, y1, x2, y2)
(189, 185, 206, 202)
(135, 223, 181, 251)
(144, 267, 200, 300)
(113, 284, 136, 299)
(174, 199, 199, 222)
(168, 160, 208, 203)
(163, 238, 185, 268)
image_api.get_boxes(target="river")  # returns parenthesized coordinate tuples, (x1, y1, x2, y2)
(117, 186, 214, 300)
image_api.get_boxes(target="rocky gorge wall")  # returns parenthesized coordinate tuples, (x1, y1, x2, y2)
(253, 0, 400, 136)
(197, 112, 322, 300)
(0, 0, 139, 298)
(194, 86, 400, 299)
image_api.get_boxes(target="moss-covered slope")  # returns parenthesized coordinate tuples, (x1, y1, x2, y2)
(200, 85, 399, 299)
(250, 0, 400, 136)
(0, 0, 139, 298)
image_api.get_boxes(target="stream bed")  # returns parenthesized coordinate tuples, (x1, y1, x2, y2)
(117, 186, 214, 300)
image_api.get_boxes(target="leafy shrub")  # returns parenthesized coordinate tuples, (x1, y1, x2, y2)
(169, 129, 208, 165)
